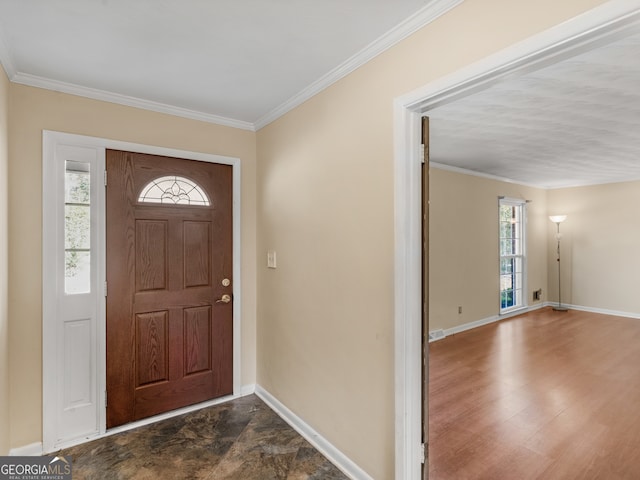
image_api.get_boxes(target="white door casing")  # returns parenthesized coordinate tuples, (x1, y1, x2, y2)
(393, 1, 640, 478)
(42, 131, 242, 452)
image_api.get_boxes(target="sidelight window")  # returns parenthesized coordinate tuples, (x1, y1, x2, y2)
(65, 161, 91, 294)
(138, 176, 210, 206)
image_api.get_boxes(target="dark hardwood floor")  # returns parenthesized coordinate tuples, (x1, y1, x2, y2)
(429, 307, 640, 479)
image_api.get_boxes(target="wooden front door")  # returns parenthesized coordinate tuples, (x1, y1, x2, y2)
(106, 150, 233, 428)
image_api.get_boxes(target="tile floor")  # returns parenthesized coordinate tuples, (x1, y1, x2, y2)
(57, 395, 348, 480)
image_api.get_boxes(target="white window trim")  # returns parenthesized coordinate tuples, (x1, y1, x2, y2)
(498, 197, 528, 315)
(43, 131, 242, 452)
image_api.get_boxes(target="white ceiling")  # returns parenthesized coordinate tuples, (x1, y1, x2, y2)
(428, 30, 640, 189)
(0, 1, 638, 188)
(0, 0, 443, 129)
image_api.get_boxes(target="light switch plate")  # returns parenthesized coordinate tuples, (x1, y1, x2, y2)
(267, 250, 277, 269)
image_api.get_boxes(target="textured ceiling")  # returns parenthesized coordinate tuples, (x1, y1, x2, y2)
(0, 0, 436, 127)
(0, 2, 637, 188)
(429, 30, 640, 189)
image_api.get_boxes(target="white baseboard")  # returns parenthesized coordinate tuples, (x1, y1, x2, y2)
(553, 302, 640, 319)
(38, 386, 258, 454)
(240, 383, 256, 396)
(430, 303, 640, 342)
(430, 303, 546, 341)
(9, 442, 43, 456)
(254, 385, 373, 480)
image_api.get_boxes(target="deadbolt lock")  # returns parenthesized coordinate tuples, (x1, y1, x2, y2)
(222, 278, 231, 287)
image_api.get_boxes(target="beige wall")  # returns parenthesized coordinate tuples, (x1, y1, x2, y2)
(3, 0, 613, 471)
(0, 66, 9, 455)
(429, 168, 548, 331)
(7, 84, 257, 449)
(548, 181, 640, 314)
(256, 0, 607, 477)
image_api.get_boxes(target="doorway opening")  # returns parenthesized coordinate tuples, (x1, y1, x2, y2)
(394, 3, 640, 478)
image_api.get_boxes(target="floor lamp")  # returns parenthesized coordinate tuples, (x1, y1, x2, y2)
(549, 215, 568, 311)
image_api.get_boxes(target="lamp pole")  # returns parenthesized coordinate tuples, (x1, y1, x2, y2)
(549, 215, 568, 312)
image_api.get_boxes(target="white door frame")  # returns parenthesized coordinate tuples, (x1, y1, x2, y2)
(43, 131, 243, 452)
(393, 1, 640, 477)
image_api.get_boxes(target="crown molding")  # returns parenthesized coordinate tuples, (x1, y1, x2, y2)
(430, 161, 547, 189)
(0, 27, 16, 78)
(254, 0, 464, 130)
(11, 72, 256, 131)
(398, 0, 640, 112)
(2, 0, 463, 132)
(431, 161, 640, 190)
(543, 175, 640, 190)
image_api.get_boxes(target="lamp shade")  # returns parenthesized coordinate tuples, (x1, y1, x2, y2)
(549, 215, 567, 223)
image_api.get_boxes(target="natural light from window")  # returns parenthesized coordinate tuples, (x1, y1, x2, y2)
(499, 198, 526, 313)
(138, 176, 210, 206)
(65, 160, 91, 294)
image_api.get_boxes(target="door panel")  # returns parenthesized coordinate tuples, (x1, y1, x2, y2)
(184, 306, 212, 375)
(184, 221, 211, 287)
(106, 150, 233, 428)
(135, 311, 169, 387)
(135, 220, 168, 291)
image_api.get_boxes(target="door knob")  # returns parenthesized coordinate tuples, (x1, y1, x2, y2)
(216, 294, 232, 304)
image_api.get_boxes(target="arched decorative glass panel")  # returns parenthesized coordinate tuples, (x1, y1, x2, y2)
(138, 176, 211, 206)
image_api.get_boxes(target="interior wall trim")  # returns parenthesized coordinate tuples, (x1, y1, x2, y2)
(253, 0, 464, 130)
(9, 442, 43, 457)
(0, 27, 14, 78)
(11, 73, 254, 131)
(255, 385, 373, 480)
(429, 303, 546, 342)
(433, 159, 640, 191)
(0, 0, 463, 133)
(240, 384, 257, 396)
(397, 2, 640, 113)
(431, 161, 545, 189)
(430, 303, 640, 341)
(559, 303, 640, 319)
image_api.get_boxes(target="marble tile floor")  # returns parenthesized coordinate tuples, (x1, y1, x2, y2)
(56, 394, 349, 480)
